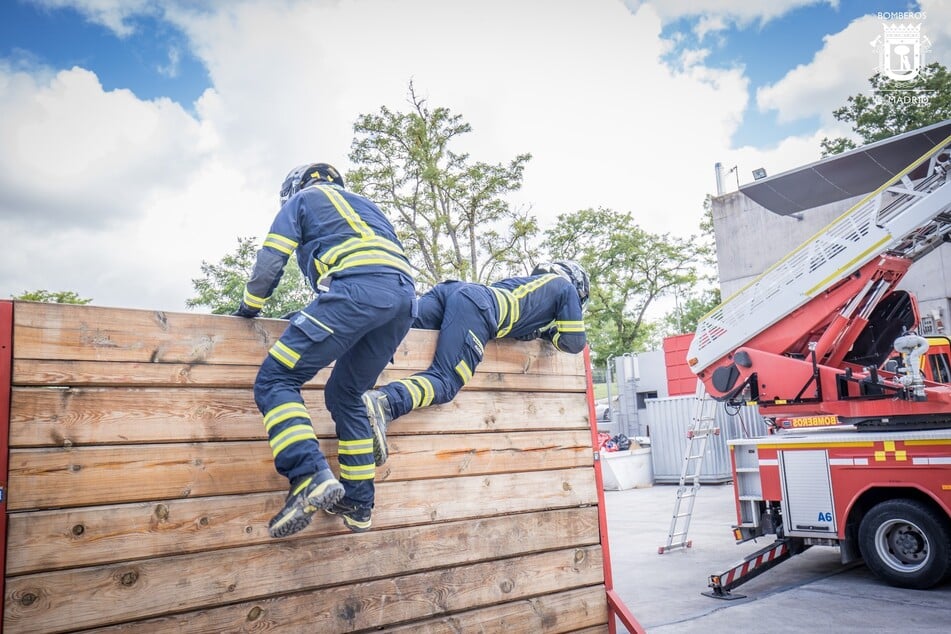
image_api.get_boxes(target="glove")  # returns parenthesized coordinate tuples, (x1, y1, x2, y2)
(512, 329, 542, 342)
(232, 303, 259, 318)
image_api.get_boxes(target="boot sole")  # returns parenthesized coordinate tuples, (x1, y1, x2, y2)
(363, 393, 389, 466)
(268, 478, 345, 539)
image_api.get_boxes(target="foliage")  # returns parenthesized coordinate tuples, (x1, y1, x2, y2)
(348, 82, 538, 288)
(665, 288, 722, 335)
(12, 290, 92, 304)
(186, 237, 313, 317)
(662, 197, 721, 335)
(820, 62, 951, 157)
(543, 207, 703, 364)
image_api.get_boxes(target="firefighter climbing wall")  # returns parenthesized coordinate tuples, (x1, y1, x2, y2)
(0, 301, 610, 633)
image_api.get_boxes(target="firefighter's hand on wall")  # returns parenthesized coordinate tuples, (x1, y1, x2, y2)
(512, 329, 542, 341)
(232, 303, 259, 318)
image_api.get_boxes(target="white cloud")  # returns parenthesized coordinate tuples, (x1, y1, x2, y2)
(757, 6, 951, 126)
(0, 63, 207, 230)
(756, 16, 882, 124)
(628, 0, 838, 33)
(29, 0, 156, 37)
(2, 0, 848, 314)
(156, 46, 181, 78)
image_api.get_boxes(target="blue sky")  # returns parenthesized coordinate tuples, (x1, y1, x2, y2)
(0, 1, 209, 105)
(673, 0, 877, 145)
(0, 0, 947, 310)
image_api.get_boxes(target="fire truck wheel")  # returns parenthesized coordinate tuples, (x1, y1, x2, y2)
(858, 499, 951, 589)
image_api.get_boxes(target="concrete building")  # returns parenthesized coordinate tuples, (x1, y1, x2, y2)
(710, 120, 951, 338)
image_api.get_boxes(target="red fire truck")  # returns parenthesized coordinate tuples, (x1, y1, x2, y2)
(689, 122, 951, 596)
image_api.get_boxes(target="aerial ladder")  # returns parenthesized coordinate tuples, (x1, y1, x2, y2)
(688, 127, 951, 429)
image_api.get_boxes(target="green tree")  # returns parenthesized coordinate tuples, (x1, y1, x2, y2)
(663, 197, 721, 335)
(187, 237, 312, 317)
(543, 208, 702, 364)
(820, 62, 951, 157)
(12, 290, 92, 304)
(348, 82, 538, 287)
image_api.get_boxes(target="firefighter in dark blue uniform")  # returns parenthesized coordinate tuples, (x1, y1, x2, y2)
(233, 162, 416, 537)
(362, 260, 589, 465)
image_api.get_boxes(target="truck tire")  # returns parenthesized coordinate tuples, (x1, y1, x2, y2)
(858, 499, 951, 589)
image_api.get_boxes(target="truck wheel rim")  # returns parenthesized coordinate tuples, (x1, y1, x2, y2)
(875, 518, 929, 573)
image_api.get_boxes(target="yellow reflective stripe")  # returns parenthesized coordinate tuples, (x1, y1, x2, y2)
(455, 360, 473, 385)
(339, 463, 376, 480)
(399, 378, 423, 409)
(300, 310, 334, 333)
(263, 402, 311, 433)
(491, 287, 519, 337)
(243, 287, 267, 309)
(491, 287, 509, 329)
(513, 274, 558, 298)
(552, 332, 562, 349)
(317, 185, 373, 238)
(338, 439, 374, 455)
(329, 250, 414, 276)
(291, 475, 313, 495)
(556, 320, 585, 332)
(468, 330, 484, 356)
(270, 424, 317, 458)
(413, 376, 435, 407)
(323, 235, 405, 265)
(495, 275, 558, 338)
(263, 233, 298, 255)
(269, 341, 300, 369)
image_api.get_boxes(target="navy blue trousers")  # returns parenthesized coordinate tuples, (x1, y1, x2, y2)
(253, 273, 415, 507)
(379, 284, 496, 419)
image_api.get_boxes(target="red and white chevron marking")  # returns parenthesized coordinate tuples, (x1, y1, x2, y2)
(723, 542, 789, 585)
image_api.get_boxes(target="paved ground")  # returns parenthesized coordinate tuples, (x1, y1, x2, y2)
(604, 483, 951, 633)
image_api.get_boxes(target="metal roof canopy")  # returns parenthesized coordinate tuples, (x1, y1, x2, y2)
(740, 119, 951, 216)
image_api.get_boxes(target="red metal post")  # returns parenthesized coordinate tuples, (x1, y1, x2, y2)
(584, 346, 646, 634)
(0, 301, 13, 629)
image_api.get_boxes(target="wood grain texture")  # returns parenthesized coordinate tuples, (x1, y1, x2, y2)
(3, 301, 608, 632)
(80, 548, 603, 633)
(12, 303, 583, 374)
(12, 359, 586, 391)
(10, 387, 589, 447)
(7, 430, 592, 510)
(6, 469, 598, 575)
(4, 510, 600, 633)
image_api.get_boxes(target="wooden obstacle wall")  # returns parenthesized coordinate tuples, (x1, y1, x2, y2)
(1, 301, 610, 633)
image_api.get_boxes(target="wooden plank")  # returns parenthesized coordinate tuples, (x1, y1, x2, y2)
(10, 388, 588, 447)
(80, 547, 604, 633)
(7, 441, 281, 511)
(12, 359, 586, 391)
(4, 509, 600, 633)
(378, 430, 593, 481)
(6, 468, 598, 575)
(384, 585, 609, 634)
(7, 431, 593, 510)
(12, 302, 584, 375)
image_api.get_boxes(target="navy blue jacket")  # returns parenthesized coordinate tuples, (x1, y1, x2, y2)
(415, 275, 586, 354)
(240, 183, 412, 314)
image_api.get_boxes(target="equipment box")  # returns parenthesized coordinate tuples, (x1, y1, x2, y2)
(602, 447, 654, 490)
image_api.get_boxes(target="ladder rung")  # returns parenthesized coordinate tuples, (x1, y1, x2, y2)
(660, 383, 713, 554)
